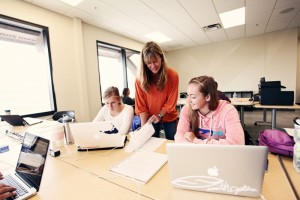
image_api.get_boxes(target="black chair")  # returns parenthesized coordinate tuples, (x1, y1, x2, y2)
(52, 111, 75, 122)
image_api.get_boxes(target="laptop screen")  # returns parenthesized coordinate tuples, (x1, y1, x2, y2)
(15, 132, 49, 191)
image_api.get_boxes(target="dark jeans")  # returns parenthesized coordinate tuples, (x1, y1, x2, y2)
(152, 120, 177, 140)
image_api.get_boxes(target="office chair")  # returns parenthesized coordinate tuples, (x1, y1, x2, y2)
(52, 111, 75, 122)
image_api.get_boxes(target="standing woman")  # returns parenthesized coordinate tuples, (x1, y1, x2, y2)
(135, 41, 179, 140)
(175, 76, 244, 144)
(93, 86, 134, 135)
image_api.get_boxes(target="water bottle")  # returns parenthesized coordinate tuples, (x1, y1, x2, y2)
(61, 115, 74, 145)
(293, 117, 300, 172)
(233, 92, 237, 99)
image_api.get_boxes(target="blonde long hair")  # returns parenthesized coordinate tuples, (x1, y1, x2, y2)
(139, 41, 168, 93)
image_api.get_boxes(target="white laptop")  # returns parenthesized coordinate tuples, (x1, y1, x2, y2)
(166, 144, 268, 197)
(70, 122, 127, 151)
(0, 132, 50, 200)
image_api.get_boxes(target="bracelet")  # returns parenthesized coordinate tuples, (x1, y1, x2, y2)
(158, 113, 163, 118)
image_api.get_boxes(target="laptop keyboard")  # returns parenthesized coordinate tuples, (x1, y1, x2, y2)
(1, 175, 29, 199)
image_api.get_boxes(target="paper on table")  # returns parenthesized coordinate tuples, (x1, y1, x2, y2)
(139, 137, 166, 152)
(109, 151, 167, 183)
(125, 123, 154, 152)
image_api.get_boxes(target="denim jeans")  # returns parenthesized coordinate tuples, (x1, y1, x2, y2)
(152, 120, 177, 140)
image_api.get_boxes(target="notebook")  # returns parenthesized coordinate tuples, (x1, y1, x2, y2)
(0, 115, 43, 126)
(70, 122, 127, 151)
(166, 144, 268, 197)
(110, 151, 167, 184)
(0, 132, 50, 200)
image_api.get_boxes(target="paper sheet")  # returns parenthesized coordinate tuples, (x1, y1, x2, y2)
(110, 151, 167, 183)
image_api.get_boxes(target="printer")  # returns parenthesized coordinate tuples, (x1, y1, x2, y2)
(259, 78, 294, 105)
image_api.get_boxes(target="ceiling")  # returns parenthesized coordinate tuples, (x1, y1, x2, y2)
(24, 0, 300, 51)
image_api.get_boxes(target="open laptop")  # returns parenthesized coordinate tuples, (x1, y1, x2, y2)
(0, 132, 50, 200)
(0, 115, 43, 126)
(166, 144, 268, 197)
(70, 122, 127, 151)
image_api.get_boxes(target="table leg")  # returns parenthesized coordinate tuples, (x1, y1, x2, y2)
(240, 106, 245, 127)
(271, 108, 276, 129)
(254, 108, 272, 126)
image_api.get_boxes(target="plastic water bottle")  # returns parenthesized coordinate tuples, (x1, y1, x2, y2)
(61, 115, 74, 145)
(294, 118, 300, 173)
(233, 92, 237, 99)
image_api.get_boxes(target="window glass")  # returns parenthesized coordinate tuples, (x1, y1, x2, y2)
(0, 15, 56, 117)
(97, 42, 140, 103)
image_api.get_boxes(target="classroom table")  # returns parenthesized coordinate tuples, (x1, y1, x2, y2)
(230, 98, 254, 126)
(0, 133, 152, 200)
(0, 125, 299, 200)
(253, 103, 300, 129)
(278, 155, 300, 200)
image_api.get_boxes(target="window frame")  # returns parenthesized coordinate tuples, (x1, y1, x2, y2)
(96, 41, 140, 104)
(0, 14, 57, 118)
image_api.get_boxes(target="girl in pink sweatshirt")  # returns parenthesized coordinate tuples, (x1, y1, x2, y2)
(175, 76, 244, 145)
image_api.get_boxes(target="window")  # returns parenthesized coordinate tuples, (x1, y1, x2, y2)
(97, 42, 140, 103)
(0, 15, 56, 117)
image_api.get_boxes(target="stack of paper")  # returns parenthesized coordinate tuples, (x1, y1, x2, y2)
(110, 151, 167, 183)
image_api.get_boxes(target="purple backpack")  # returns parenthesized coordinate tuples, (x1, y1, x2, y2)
(259, 129, 295, 157)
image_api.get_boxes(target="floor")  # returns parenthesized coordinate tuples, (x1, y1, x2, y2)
(243, 108, 300, 144)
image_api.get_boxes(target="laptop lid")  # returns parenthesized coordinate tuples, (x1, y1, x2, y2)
(70, 122, 126, 150)
(0, 115, 26, 126)
(166, 144, 268, 197)
(15, 132, 50, 192)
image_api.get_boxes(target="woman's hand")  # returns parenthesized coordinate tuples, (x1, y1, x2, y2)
(147, 115, 161, 124)
(184, 132, 195, 142)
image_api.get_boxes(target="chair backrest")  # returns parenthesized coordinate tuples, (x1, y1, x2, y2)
(52, 111, 75, 121)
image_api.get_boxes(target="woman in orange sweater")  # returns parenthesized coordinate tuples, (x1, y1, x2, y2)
(135, 41, 179, 140)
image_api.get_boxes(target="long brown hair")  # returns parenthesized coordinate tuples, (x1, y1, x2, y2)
(139, 41, 168, 92)
(189, 76, 219, 135)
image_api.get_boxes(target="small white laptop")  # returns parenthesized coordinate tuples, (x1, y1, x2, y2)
(166, 144, 268, 197)
(70, 122, 127, 151)
(1, 132, 50, 200)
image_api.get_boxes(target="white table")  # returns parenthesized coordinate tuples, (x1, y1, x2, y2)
(253, 103, 300, 129)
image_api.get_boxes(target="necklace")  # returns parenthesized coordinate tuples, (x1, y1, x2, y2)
(199, 110, 211, 116)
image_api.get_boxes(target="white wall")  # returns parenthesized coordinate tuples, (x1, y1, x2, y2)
(82, 23, 143, 120)
(1, 0, 299, 123)
(167, 28, 298, 101)
(0, 0, 143, 122)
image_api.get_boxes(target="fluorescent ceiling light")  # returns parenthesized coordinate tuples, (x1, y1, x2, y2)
(59, 0, 83, 6)
(219, 7, 245, 29)
(144, 31, 172, 43)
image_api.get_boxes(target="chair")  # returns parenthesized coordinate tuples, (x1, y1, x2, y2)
(52, 111, 75, 122)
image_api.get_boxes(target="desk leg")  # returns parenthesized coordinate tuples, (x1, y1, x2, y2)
(271, 108, 276, 129)
(254, 109, 271, 126)
(240, 106, 245, 127)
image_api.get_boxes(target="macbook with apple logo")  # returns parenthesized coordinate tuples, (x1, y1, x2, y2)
(166, 144, 268, 197)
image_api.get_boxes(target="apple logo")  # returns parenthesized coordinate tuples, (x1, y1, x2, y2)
(93, 133, 101, 140)
(207, 166, 219, 176)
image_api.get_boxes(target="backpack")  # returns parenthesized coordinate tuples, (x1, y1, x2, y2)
(131, 115, 141, 131)
(258, 129, 295, 157)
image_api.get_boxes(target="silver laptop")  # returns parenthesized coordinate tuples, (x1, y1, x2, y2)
(70, 122, 127, 151)
(166, 144, 268, 197)
(0, 132, 49, 200)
